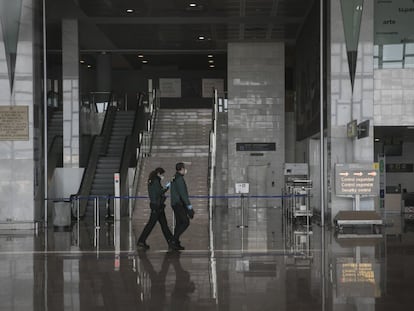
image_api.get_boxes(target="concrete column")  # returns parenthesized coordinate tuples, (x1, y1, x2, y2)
(328, 0, 375, 222)
(227, 42, 285, 210)
(62, 19, 80, 167)
(97, 51, 111, 92)
(0, 0, 42, 226)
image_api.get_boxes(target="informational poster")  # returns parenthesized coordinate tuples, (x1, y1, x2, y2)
(375, 0, 414, 44)
(335, 163, 379, 196)
(202, 78, 224, 98)
(159, 78, 181, 98)
(235, 183, 250, 194)
(0, 106, 29, 140)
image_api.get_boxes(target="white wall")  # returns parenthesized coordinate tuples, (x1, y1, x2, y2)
(374, 69, 414, 125)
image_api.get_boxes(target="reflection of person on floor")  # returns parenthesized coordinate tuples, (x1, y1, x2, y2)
(137, 251, 195, 311)
(169, 252, 195, 311)
(137, 250, 170, 310)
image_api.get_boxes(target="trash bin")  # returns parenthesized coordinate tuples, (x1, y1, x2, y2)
(52, 199, 72, 227)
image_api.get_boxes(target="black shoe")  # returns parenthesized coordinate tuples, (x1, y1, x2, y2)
(137, 241, 150, 250)
(169, 240, 184, 251)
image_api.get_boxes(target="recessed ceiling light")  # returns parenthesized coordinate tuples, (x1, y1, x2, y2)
(87, 65, 92, 68)
(209, 64, 215, 68)
(198, 35, 205, 40)
(209, 60, 214, 63)
(126, 9, 134, 13)
(138, 54, 144, 58)
(80, 60, 85, 64)
(374, 138, 380, 142)
(208, 54, 213, 58)
(189, 3, 197, 7)
(142, 60, 148, 64)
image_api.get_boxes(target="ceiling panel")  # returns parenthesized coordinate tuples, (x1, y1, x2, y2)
(47, 0, 316, 70)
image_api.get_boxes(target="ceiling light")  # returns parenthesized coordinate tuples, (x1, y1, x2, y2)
(126, 9, 134, 13)
(138, 54, 144, 58)
(189, 3, 197, 7)
(209, 60, 214, 63)
(209, 64, 215, 68)
(87, 65, 92, 68)
(198, 36, 205, 40)
(142, 60, 148, 64)
(374, 138, 380, 142)
(208, 54, 213, 58)
(80, 60, 85, 64)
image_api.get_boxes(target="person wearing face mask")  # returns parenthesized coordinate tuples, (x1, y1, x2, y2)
(137, 167, 173, 250)
(169, 162, 194, 251)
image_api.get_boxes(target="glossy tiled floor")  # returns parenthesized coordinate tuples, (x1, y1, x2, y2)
(1, 207, 414, 311)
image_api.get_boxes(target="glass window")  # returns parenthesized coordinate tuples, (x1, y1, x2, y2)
(406, 43, 414, 55)
(382, 61, 403, 69)
(382, 44, 403, 61)
(405, 56, 414, 68)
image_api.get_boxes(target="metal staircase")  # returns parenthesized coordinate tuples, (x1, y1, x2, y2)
(133, 108, 212, 249)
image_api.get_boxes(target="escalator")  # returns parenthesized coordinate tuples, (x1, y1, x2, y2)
(47, 109, 63, 185)
(77, 95, 145, 218)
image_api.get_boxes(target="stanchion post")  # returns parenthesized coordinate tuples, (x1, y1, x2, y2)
(114, 173, 121, 222)
(96, 197, 100, 228)
(237, 194, 249, 229)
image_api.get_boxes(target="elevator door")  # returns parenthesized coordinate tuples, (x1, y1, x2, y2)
(247, 165, 267, 208)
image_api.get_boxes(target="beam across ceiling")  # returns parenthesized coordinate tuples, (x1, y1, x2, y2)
(72, 16, 302, 25)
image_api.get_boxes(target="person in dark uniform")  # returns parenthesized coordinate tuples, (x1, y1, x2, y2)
(137, 167, 173, 250)
(170, 162, 194, 250)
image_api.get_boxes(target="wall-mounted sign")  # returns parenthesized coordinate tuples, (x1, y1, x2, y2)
(347, 120, 357, 138)
(335, 163, 379, 196)
(386, 163, 413, 173)
(357, 120, 370, 139)
(0, 106, 29, 141)
(236, 142, 276, 152)
(235, 183, 249, 194)
(159, 78, 181, 98)
(375, 0, 414, 45)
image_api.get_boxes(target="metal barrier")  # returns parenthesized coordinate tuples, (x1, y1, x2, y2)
(45, 193, 309, 251)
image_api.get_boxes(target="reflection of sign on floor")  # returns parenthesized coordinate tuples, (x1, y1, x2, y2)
(0, 106, 29, 141)
(335, 163, 379, 196)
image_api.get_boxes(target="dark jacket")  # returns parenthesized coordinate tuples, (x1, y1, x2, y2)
(148, 176, 167, 206)
(170, 172, 191, 207)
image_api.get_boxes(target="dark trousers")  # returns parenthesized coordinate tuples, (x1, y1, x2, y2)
(138, 203, 173, 243)
(172, 204, 190, 243)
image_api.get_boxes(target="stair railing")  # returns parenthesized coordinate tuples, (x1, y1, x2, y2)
(130, 89, 159, 216)
(77, 106, 117, 216)
(118, 93, 146, 216)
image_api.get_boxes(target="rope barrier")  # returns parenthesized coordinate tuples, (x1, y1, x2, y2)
(45, 194, 307, 201)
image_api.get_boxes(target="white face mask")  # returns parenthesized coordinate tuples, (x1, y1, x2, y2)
(159, 174, 164, 180)
(183, 168, 188, 175)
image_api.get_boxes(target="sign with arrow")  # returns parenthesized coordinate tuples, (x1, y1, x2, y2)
(335, 163, 379, 196)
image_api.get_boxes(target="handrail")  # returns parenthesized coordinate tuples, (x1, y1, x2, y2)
(130, 89, 159, 215)
(118, 94, 146, 216)
(47, 135, 63, 184)
(208, 89, 218, 256)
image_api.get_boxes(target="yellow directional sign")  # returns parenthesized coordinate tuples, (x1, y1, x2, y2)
(335, 163, 379, 196)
